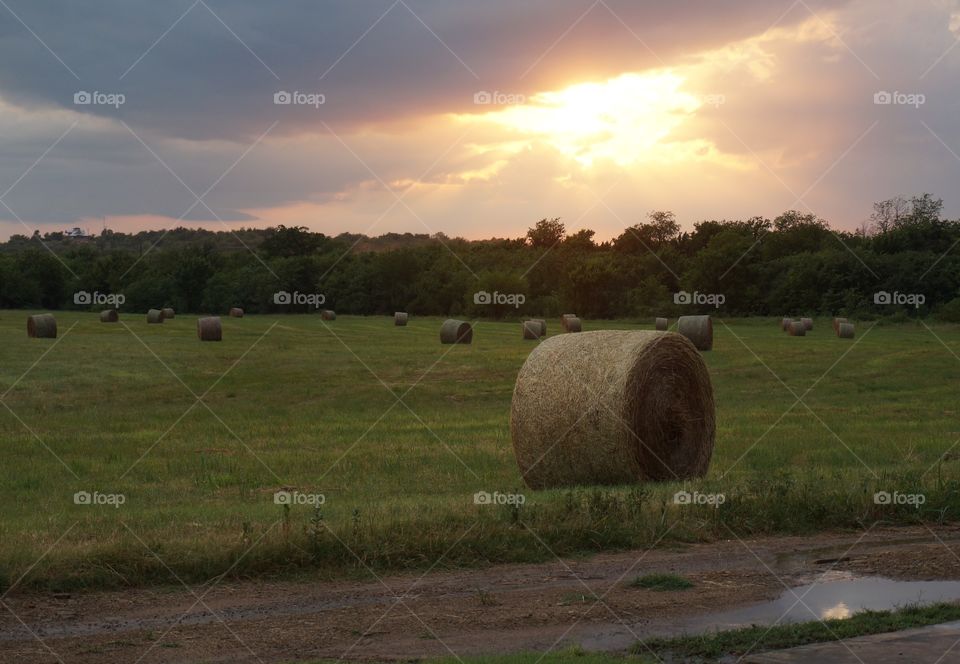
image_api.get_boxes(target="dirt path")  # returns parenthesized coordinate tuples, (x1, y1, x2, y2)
(3, 526, 960, 663)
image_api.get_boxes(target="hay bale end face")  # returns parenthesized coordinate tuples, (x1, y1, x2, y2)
(394, 312, 408, 326)
(27, 314, 57, 338)
(229, 307, 244, 318)
(161, 307, 175, 319)
(146, 309, 164, 324)
(677, 315, 713, 351)
(564, 316, 582, 333)
(321, 310, 336, 321)
(833, 317, 848, 334)
(197, 316, 223, 341)
(511, 330, 715, 489)
(533, 319, 547, 336)
(655, 317, 668, 331)
(522, 320, 543, 340)
(789, 320, 806, 336)
(440, 319, 472, 344)
(99, 309, 119, 323)
(801, 317, 813, 331)
(838, 322, 855, 339)
(560, 314, 577, 331)
(781, 317, 791, 332)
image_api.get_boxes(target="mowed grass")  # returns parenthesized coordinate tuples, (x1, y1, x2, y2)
(1, 312, 959, 591)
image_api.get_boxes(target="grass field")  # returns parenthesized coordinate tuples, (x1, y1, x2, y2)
(2, 311, 959, 591)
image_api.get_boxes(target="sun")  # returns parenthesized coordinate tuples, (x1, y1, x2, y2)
(484, 71, 704, 167)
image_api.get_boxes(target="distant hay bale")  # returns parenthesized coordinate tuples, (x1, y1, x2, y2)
(27, 313, 57, 338)
(560, 314, 577, 331)
(162, 307, 175, 319)
(788, 320, 806, 336)
(781, 317, 791, 332)
(394, 312, 408, 326)
(321, 310, 336, 321)
(833, 317, 848, 334)
(146, 309, 164, 324)
(564, 316, 582, 333)
(197, 316, 222, 341)
(510, 330, 715, 489)
(440, 319, 472, 344)
(801, 317, 813, 331)
(677, 315, 713, 351)
(99, 309, 119, 323)
(522, 320, 543, 340)
(229, 307, 244, 318)
(837, 322, 855, 339)
(532, 319, 547, 336)
(655, 317, 668, 331)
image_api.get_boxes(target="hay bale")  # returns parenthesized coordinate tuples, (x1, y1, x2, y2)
(532, 319, 547, 335)
(655, 317, 668, 331)
(801, 317, 813, 331)
(560, 314, 577, 331)
(564, 316, 582, 333)
(522, 320, 543, 340)
(162, 307, 175, 320)
(781, 317, 791, 332)
(146, 309, 164, 324)
(197, 316, 222, 341)
(838, 322, 855, 339)
(229, 307, 244, 318)
(677, 315, 713, 351)
(440, 319, 472, 344)
(321, 310, 336, 321)
(27, 313, 57, 338)
(832, 317, 848, 334)
(99, 309, 119, 323)
(788, 320, 806, 336)
(510, 330, 715, 489)
(394, 312, 408, 326)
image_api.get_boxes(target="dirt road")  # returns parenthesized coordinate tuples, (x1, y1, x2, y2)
(3, 526, 960, 663)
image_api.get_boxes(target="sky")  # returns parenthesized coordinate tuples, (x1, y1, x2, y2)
(0, 0, 959, 241)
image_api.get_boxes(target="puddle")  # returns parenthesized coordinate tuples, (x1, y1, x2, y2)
(686, 575, 960, 632)
(577, 575, 960, 652)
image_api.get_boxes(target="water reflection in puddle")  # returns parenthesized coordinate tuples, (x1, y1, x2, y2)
(687, 575, 960, 631)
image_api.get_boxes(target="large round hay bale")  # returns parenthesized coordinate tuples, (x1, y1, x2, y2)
(440, 319, 472, 344)
(99, 309, 119, 323)
(837, 322, 855, 339)
(564, 316, 582, 333)
(394, 312, 408, 326)
(197, 316, 222, 341)
(522, 320, 543, 340)
(321, 310, 336, 321)
(655, 317, 668, 331)
(560, 314, 577, 331)
(677, 315, 713, 351)
(27, 314, 57, 338)
(781, 317, 791, 331)
(229, 307, 244, 318)
(162, 307, 175, 320)
(511, 330, 715, 489)
(788, 320, 806, 336)
(801, 317, 813, 331)
(832, 317, 848, 334)
(146, 309, 164, 324)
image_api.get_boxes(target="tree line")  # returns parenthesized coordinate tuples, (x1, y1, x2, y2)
(1, 193, 959, 321)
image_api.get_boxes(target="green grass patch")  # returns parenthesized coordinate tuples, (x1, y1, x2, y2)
(2, 313, 960, 591)
(628, 573, 693, 591)
(635, 601, 960, 661)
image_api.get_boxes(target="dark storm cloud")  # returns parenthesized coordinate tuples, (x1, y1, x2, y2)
(0, 0, 840, 140)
